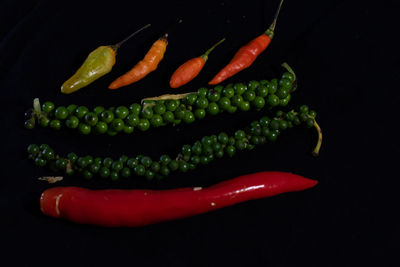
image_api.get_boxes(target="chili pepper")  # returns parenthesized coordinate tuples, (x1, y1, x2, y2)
(209, 0, 284, 85)
(169, 38, 225, 88)
(60, 24, 151, 94)
(108, 20, 182, 89)
(40, 171, 317, 227)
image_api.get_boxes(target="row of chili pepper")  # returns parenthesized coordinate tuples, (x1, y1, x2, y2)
(61, 0, 285, 94)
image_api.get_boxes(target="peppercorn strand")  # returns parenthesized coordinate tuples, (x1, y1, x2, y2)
(27, 105, 321, 181)
(24, 65, 297, 135)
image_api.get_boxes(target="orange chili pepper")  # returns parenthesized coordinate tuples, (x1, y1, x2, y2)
(108, 34, 168, 89)
(209, 0, 284, 85)
(169, 38, 225, 88)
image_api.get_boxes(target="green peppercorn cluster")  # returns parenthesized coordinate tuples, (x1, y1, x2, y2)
(24, 71, 296, 135)
(27, 105, 317, 181)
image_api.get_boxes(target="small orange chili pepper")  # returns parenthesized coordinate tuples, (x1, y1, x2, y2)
(209, 0, 284, 85)
(169, 38, 225, 88)
(108, 34, 168, 89)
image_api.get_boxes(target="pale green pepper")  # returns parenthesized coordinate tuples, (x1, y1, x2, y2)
(60, 24, 151, 94)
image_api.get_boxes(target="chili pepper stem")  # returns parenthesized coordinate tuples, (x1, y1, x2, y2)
(312, 119, 322, 157)
(200, 38, 226, 61)
(111, 24, 151, 51)
(264, 0, 284, 38)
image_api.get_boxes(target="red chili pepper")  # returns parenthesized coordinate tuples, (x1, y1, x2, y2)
(169, 38, 225, 88)
(209, 0, 284, 85)
(40, 171, 317, 227)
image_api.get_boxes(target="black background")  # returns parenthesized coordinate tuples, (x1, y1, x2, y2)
(1, 0, 398, 266)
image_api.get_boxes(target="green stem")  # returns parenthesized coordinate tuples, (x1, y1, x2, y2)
(200, 38, 226, 61)
(111, 24, 151, 51)
(265, 0, 285, 38)
(281, 62, 297, 92)
(312, 119, 323, 157)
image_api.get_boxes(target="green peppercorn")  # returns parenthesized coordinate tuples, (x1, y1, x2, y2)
(231, 95, 244, 106)
(100, 110, 114, 123)
(267, 130, 279, 141)
(244, 90, 256, 101)
(66, 104, 77, 114)
(141, 106, 153, 119)
(78, 123, 91, 135)
(306, 118, 315, 128)
(93, 106, 105, 115)
(133, 165, 145, 176)
(115, 106, 129, 119)
(225, 145, 236, 157)
(168, 160, 179, 171)
(150, 162, 160, 173)
(129, 103, 141, 115)
(121, 167, 131, 178)
(66, 116, 79, 128)
(194, 108, 206, 119)
(84, 112, 98, 126)
(145, 170, 155, 180)
(183, 111, 195, 123)
(223, 87, 235, 98)
(218, 132, 229, 144)
(259, 116, 270, 127)
(267, 94, 280, 107)
(161, 111, 174, 123)
(110, 171, 119, 181)
(67, 152, 78, 163)
(238, 101, 250, 111)
(111, 161, 123, 172)
(50, 119, 61, 130)
(123, 125, 134, 134)
(218, 97, 231, 110)
(24, 119, 35, 129)
(279, 120, 288, 130)
(166, 100, 179, 111)
(256, 85, 268, 97)
(185, 93, 198, 105)
(55, 158, 68, 169)
(151, 114, 164, 127)
(252, 96, 265, 109)
(276, 88, 289, 99)
(207, 90, 220, 102)
(279, 78, 292, 90)
(27, 144, 40, 155)
(207, 102, 219, 115)
(54, 106, 68, 120)
(39, 117, 50, 127)
(248, 80, 259, 90)
(35, 157, 46, 167)
(195, 97, 209, 109)
(197, 88, 208, 98)
(139, 157, 151, 168)
(268, 78, 278, 94)
(160, 154, 171, 165)
(234, 83, 246, 95)
(282, 72, 295, 82)
(179, 161, 189, 172)
(75, 106, 89, 119)
(99, 167, 110, 178)
(42, 101, 55, 113)
(160, 165, 170, 176)
(95, 121, 108, 134)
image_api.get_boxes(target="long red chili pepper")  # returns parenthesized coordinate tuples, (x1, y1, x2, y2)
(209, 0, 284, 85)
(40, 171, 317, 227)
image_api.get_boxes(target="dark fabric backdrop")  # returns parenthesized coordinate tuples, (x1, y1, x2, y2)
(1, 0, 398, 266)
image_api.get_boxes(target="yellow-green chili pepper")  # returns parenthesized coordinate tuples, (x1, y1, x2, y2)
(61, 24, 151, 94)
